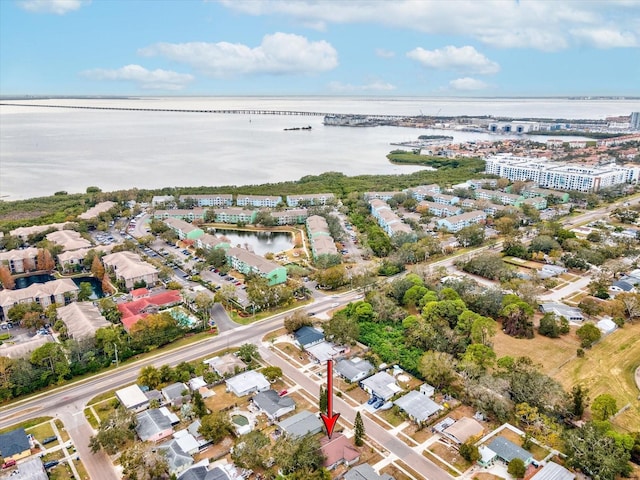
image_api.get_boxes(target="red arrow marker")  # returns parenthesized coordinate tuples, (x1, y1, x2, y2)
(320, 359, 340, 438)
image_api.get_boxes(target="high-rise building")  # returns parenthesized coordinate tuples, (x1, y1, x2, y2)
(630, 112, 640, 130)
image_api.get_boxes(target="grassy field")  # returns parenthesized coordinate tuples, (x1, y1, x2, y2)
(553, 321, 640, 431)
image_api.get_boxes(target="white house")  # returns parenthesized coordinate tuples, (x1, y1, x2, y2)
(226, 370, 270, 397)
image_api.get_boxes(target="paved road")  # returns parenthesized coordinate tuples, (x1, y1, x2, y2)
(260, 346, 450, 480)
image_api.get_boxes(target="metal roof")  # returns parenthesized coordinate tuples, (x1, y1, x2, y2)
(394, 391, 442, 422)
(487, 436, 533, 463)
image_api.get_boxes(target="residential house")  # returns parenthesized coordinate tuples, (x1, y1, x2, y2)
(293, 326, 324, 349)
(226, 247, 287, 286)
(158, 439, 194, 475)
(226, 370, 270, 397)
(335, 358, 374, 383)
(610, 280, 636, 294)
(164, 218, 205, 241)
(173, 429, 201, 455)
(154, 209, 208, 221)
(420, 383, 435, 397)
(320, 433, 360, 470)
(162, 382, 189, 406)
(486, 436, 534, 466)
(78, 201, 116, 220)
(436, 210, 487, 233)
(210, 208, 257, 224)
(0, 247, 39, 273)
(252, 390, 296, 421)
(116, 384, 150, 412)
(0, 278, 78, 320)
(538, 264, 567, 279)
(270, 209, 308, 225)
(56, 302, 110, 341)
(306, 341, 348, 364)
(0, 428, 31, 461)
(478, 445, 498, 467)
(179, 194, 233, 207)
(360, 372, 402, 401)
(178, 465, 234, 480)
(277, 410, 323, 438)
(393, 390, 442, 424)
(188, 377, 213, 399)
(539, 303, 584, 322)
(236, 195, 282, 208)
(135, 409, 174, 442)
(530, 462, 575, 480)
(286, 193, 335, 207)
(597, 317, 617, 334)
(441, 417, 484, 444)
(46, 230, 92, 251)
(344, 464, 395, 480)
(102, 251, 159, 289)
(204, 353, 246, 377)
(9, 457, 48, 480)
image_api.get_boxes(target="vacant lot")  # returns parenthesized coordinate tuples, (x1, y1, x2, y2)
(553, 321, 640, 431)
(492, 328, 580, 374)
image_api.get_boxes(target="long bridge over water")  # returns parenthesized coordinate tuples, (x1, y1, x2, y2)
(0, 102, 406, 119)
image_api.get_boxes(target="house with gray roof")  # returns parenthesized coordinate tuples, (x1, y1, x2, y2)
(252, 390, 296, 421)
(344, 464, 395, 480)
(394, 390, 442, 424)
(158, 439, 194, 475)
(335, 358, 374, 383)
(178, 466, 233, 480)
(8, 457, 48, 480)
(204, 353, 246, 377)
(360, 372, 402, 401)
(530, 462, 575, 480)
(162, 382, 189, 406)
(487, 436, 534, 466)
(135, 409, 174, 442)
(294, 326, 324, 349)
(0, 428, 31, 461)
(539, 303, 584, 322)
(277, 410, 323, 438)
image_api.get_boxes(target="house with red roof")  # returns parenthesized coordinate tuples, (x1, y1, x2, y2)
(118, 290, 182, 331)
(320, 434, 360, 470)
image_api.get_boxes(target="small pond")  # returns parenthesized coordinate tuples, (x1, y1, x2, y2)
(215, 229, 293, 256)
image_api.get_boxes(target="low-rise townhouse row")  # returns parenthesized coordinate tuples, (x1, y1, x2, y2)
(369, 199, 414, 237)
(225, 247, 287, 286)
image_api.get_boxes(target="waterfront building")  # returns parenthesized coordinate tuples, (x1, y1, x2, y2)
(58, 245, 113, 271)
(270, 209, 308, 225)
(163, 218, 204, 241)
(195, 233, 229, 251)
(0, 278, 78, 319)
(0, 247, 39, 273)
(286, 193, 335, 207)
(225, 247, 287, 285)
(485, 154, 640, 192)
(211, 208, 257, 224)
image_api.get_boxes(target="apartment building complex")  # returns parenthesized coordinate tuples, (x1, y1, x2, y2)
(485, 154, 640, 192)
(369, 199, 413, 237)
(306, 215, 338, 259)
(286, 193, 335, 207)
(178, 194, 233, 207)
(225, 247, 287, 286)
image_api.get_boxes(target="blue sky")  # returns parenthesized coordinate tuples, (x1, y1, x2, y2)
(1, 0, 639, 96)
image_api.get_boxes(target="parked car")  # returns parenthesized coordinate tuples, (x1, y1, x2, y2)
(373, 399, 385, 409)
(367, 396, 378, 405)
(43, 461, 59, 470)
(42, 435, 57, 444)
(2, 460, 16, 469)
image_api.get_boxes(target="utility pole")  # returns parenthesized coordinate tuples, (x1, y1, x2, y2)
(113, 343, 119, 367)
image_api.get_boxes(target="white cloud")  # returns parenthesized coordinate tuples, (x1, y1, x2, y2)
(138, 33, 338, 77)
(18, 0, 88, 15)
(448, 77, 488, 91)
(407, 45, 499, 74)
(218, 0, 640, 51)
(571, 28, 638, 48)
(81, 64, 194, 91)
(328, 80, 396, 92)
(375, 48, 395, 58)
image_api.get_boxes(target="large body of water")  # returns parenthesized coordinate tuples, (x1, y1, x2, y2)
(1, 96, 639, 200)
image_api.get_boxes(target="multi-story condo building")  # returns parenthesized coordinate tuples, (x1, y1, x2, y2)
(195, 233, 229, 251)
(102, 251, 159, 290)
(432, 193, 460, 205)
(306, 215, 338, 259)
(631, 112, 640, 130)
(406, 184, 441, 201)
(154, 209, 208, 221)
(163, 218, 204, 241)
(270, 209, 309, 225)
(0, 278, 78, 320)
(522, 197, 548, 210)
(210, 208, 257, 224)
(58, 245, 113, 271)
(78, 201, 117, 220)
(416, 201, 463, 218)
(151, 195, 175, 207)
(286, 193, 335, 207)
(369, 199, 414, 237)
(475, 189, 523, 206)
(485, 154, 640, 192)
(236, 195, 282, 208)
(46, 230, 92, 251)
(437, 210, 487, 233)
(0, 248, 39, 274)
(226, 247, 287, 286)
(468, 179, 498, 189)
(363, 191, 403, 201)
(10, 222, 70, 242)
(179, 194, 233, 207)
